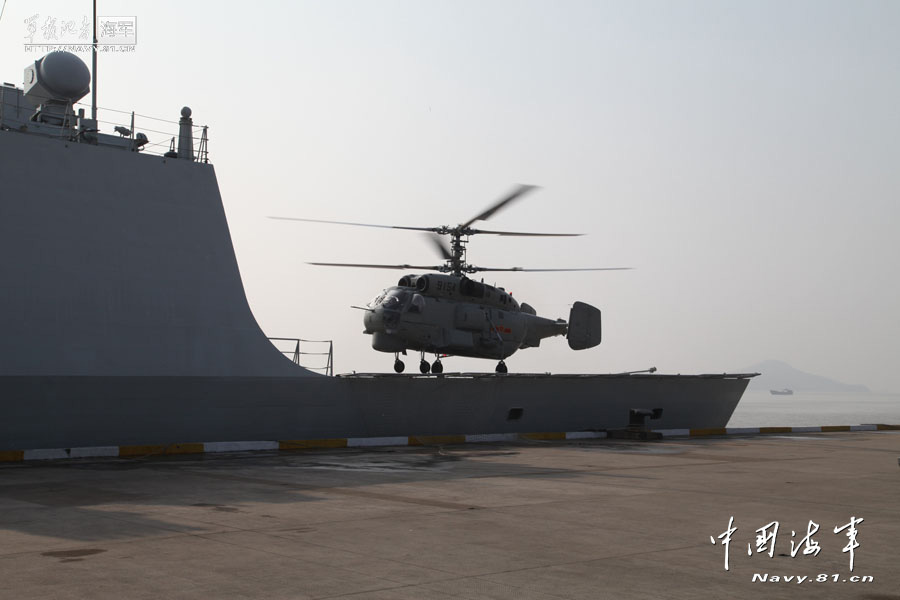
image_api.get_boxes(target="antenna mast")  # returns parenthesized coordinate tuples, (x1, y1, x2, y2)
(91, 0, 97, 121)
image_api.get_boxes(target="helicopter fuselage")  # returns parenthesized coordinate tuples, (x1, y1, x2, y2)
(272, 183, 619, 371)
(363, 274, 568, 361)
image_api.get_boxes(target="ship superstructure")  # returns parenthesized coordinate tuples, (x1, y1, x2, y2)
(1, 51, 299, 378)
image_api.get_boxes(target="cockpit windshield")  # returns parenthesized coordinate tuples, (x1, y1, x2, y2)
(410, 293, 426, 313)
(367, 292, 386, 309)
(381, 288, 411, 311)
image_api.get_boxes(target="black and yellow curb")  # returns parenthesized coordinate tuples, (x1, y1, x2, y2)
(1, 425, 897, 462)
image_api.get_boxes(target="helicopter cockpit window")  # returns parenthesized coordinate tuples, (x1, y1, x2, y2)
(409, 293, 426, 313)
(381, 289, 411, 311)
(381, 295, 403, 312)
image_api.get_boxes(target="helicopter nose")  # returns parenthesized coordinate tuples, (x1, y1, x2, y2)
(363, 307, 383, 333)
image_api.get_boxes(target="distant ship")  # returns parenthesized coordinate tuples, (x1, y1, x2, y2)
(770, 389, 794, 396)
(0, 51, 757, 452)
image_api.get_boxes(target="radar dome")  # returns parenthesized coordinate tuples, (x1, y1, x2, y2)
(36, 52, 90, 101)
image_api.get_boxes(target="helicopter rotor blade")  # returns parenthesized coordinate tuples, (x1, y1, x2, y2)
(308, 262, 444, 271)
(468, 229, 583, 237)
(460, 184, 539, 228)
(269, 216, 439, 233)
(467, 266, 633, 273)
(427, 234, 453, 260)
(424, 233, 453, 260)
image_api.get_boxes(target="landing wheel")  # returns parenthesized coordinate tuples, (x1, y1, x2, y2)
(419, 359, 431, 374)
(431, 360, 443, 374)
(495, 360, 508, 374)
(393, 359, 405, 373)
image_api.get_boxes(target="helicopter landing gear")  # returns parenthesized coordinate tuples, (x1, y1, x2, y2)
(418, 351, 431, 374)
(431, 358, 443, 374)
(393, 353, 405, 373)
(495, 360, 508, 374)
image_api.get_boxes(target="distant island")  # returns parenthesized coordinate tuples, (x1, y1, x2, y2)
(740, 360, 870, 394)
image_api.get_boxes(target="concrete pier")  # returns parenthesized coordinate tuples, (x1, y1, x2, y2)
(1, 431, 897, 598)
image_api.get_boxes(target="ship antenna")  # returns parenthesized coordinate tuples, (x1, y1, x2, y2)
(91, 0, 98, 121)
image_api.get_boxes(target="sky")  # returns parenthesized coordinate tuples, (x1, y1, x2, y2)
(2, 1, 898, 391)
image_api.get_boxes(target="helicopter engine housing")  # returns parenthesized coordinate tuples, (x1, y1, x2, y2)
(416, 274, 461, 299)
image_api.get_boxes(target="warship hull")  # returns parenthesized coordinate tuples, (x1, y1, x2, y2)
(0, 373, 748, 450)
(0, 88, 752, 453)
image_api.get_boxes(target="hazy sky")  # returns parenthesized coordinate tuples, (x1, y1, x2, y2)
(2, 1, 898, 391)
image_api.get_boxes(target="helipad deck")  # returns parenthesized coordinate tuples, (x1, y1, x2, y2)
(1, 431, 897, 599)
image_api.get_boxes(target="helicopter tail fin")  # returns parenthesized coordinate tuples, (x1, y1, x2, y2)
(567, 301, 602, 350)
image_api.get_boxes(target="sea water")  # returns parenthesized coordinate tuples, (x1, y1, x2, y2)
(727, 390, 900, 428)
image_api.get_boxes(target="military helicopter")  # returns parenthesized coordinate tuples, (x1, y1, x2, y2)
(271, 185, 630, 374)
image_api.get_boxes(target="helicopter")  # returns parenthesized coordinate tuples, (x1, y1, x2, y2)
(270, 185, 630, 374)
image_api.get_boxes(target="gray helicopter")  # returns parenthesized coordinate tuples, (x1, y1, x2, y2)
(271, 185, 630, 374)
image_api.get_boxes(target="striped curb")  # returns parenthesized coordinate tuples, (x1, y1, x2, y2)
(681, 424, 890, 437)
(2, 424, 898, 462)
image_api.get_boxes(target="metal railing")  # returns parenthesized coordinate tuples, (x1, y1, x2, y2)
(70, 100, 210, 160)
(268, 337, 333, 376)
(1, 95, 211, 161)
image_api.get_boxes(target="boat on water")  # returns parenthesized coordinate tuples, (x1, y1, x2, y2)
(0, 51, 756, 452)
(770, 389, 795, 396)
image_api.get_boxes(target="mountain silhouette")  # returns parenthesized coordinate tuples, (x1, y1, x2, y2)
(740, 360, 870, 393)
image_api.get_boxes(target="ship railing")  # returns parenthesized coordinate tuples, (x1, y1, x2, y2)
(70, 99, 211, 162)
(268, 337, 334, 377)
(0, 94, 211, 161)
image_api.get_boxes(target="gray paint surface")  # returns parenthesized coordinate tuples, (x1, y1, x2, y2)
(1, 131, 306, 377)
(0, 129, 750, 451)
(0, 374, 747, 450)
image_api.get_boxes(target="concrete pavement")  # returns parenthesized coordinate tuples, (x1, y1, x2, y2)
(1, 432, 898, 599)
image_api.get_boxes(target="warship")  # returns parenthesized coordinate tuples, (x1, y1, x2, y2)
(0, 51, 754, 453)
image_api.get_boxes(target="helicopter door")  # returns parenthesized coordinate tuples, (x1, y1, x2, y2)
(479, 308, 502, 348)
(454, 304, 484, 330)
